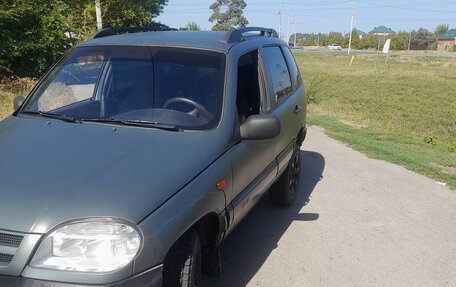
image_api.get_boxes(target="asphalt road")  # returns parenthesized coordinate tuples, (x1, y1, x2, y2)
(295, 48, 456, 57)
(203, 126, 456, 287)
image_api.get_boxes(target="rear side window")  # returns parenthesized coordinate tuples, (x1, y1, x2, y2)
(281, 46, 302, 88)
(262, 46, 292, 102)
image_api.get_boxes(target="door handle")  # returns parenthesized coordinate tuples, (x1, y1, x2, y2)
(293, 105, 302, 115)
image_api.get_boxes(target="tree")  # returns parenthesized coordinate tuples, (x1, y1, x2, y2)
(185, 22, 201, 31)
(410, 28, 435, 47)
(388, 31, 409, 51)
(209, 0, 248, 31)
(434, 24, 449, 37)
(0, 0, 168, 78)
(0, 0, 70, 77)
(63, 0, 168, 39)
(327, 32, 344, 46)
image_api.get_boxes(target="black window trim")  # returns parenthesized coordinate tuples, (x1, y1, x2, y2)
(280, 44, 303, 91)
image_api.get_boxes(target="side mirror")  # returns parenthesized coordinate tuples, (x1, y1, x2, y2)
(240, 114, 280, 140)
(13, 96, 25, 111)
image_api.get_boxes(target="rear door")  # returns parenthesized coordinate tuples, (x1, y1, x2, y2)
(261, 45, 305, 175)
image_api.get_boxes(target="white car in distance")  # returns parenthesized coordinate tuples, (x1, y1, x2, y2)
(328, 44, 342, 50)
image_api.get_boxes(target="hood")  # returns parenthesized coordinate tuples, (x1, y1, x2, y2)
(0, 116, 227, 233)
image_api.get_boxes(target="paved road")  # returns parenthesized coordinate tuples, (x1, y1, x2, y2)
(295, 48, 456, 57)
(204, 126, 456, 287)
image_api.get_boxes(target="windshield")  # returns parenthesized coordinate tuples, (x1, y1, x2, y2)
(21, 46, 226, 130)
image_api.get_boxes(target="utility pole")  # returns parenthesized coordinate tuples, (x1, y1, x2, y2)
(287, 16, 290, 44)
(347, 0, 355, 55)
(95, 0, 102, 31)
(294, 16, 297, 47)
(408, 30, 412, 51)
(278, 1, 283, 41)
(227, 0, 231, 30)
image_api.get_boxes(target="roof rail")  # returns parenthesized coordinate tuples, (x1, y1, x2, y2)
(87, 24, 178, 40)
(88, 28, 116, 40)
(220, 27, 279, 44)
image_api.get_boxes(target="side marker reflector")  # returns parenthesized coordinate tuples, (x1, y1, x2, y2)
(217, 180, 226, 190)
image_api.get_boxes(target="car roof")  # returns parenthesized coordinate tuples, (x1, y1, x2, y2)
(78, 31, 233, 52)
(76, 29, 281, 53)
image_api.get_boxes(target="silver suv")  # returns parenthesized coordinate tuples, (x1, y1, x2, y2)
(0, 27, 306, 286)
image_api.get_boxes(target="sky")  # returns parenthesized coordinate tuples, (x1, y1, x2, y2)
(155, 0, 456, 39)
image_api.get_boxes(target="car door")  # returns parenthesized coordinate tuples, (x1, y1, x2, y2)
(227, 48, 279, 228)
(261, 45, 305, 176)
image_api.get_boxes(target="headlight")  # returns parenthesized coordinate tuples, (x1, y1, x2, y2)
(30, 219, 141, 272)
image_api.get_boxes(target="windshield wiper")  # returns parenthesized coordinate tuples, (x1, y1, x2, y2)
(81, 118, 182, 131)
(21, 111, 78, 123)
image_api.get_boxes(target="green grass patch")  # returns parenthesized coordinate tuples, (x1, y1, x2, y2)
(296, 52, 456, 189)
(296, 53, 456, 146)
(307, 114, 456, 189)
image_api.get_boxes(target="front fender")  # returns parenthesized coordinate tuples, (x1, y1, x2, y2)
(133, 152, 232, 274)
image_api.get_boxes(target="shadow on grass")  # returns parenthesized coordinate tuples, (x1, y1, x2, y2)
(202, 150, 325, 286)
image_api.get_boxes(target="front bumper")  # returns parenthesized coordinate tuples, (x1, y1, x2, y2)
(0, 265, 162, 287)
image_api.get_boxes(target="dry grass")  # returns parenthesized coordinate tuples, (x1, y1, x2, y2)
(1, 76, 37, 94)
(0, 77, 37, 121)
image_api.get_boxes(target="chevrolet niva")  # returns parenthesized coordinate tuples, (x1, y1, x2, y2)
(0, 27, 306, 286)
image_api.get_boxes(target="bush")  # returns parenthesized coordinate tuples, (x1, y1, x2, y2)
(0, 1, 71, 78)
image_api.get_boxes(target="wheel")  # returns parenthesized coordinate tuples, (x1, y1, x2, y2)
(270, 146, 301, 207)
(163, 97, 211, 122)
(162, 229, 202, 287)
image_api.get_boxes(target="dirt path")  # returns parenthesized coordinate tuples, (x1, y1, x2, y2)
(204, 126, 456, 287)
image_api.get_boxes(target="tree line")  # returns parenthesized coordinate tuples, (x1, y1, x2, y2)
(292, 25, 451, 51)
(0, 0, 168, 78)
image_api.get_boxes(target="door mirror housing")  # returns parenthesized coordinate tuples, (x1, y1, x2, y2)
(13, 96, 25, 111)
(240, 114, 280, 140)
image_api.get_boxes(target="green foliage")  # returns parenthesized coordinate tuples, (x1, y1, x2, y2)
(0, 0, 71, 77)
(209, 0, 248, 31)
(298, 34, 318, 46)
(185, 22, 201, 31)
(388, 31, 409, 51)
(434, 24, 449, 37)
(410, 28, 436, 49)
(327, 32, 344, 46)
(0, 0, 168, 78)
(424, 135, 440, 146)
(447, 142, 456, 153)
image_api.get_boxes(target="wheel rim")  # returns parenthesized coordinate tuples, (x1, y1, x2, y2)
(289, 151, 301, 200)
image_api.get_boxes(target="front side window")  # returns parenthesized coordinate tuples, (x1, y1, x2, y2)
(21, 46, 226, 130)
(236, 49, 269, 125)
(262, 46, 292, 103)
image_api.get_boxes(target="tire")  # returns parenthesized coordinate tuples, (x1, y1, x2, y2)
(163, 229, 202, 287)
(270, 146, 301, 207)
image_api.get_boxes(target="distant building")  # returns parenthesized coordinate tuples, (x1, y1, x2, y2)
(355, 29, 367, 39)
(369, 26, 396, 40)
(437, 29, 456, 52)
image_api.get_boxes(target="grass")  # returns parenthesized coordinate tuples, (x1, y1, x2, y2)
(0, 90, 17, 120)
(295, 53, 456, 189)
(0, 77, 36, 121)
